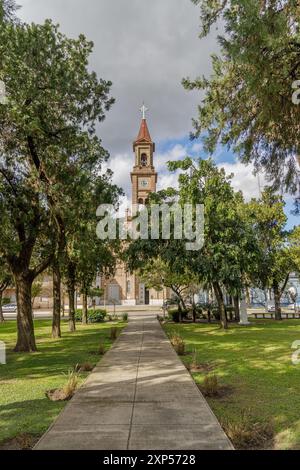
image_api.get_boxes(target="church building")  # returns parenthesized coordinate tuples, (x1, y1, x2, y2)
(97, 107, 169, 306)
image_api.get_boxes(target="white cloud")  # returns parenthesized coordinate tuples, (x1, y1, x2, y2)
(106, 143, 267, 203)
(217, 161, 267, 200)
(17, 0, 218, 155)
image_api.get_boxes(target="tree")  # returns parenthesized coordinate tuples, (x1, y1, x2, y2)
(245, 189, 292, 320)
(185, 0, 300, 208)
(126, 158, 254, 329)
(0, 0, 20, 24)
(0, 19, 115, 350)
(138, 257, 199, 318)
(61, 173, 121, 331)
(167, 158, 258, 329)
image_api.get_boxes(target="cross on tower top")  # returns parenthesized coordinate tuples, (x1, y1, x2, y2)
(140, 103, 148, 120)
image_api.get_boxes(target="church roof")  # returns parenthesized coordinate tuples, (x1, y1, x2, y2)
(134, 118, 152, 144)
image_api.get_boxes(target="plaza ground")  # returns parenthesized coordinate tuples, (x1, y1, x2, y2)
(163, 319, 300, 450)
(0, 319, 125, 446)
(34, 313, 232, 450)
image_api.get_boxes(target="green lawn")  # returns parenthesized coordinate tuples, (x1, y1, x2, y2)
(164, 319, 300, 450)
(0, 319, 125, 444)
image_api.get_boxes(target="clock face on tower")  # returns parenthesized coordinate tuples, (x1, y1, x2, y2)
(139, 178, 150, 188)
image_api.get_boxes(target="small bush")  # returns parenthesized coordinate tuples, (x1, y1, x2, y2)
(201, 374, 220, 397)
(75, 308, 107, 323)
(122, 312, 128, 321)
(1, 297, 10, 306)
(224, 414, 274, 449)
(168, 309, 181, 323)
(62, 370, 79, 398)
(190, 349, 199, 369)
(110, 327, 118, 340)
(78, 362, 94, 372)
(46, 370, 79, 402)
(170, 332, 185, 355)
(98, 340, 106, 355)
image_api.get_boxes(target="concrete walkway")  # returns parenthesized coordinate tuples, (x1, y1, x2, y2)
(35, 313, 233, 450)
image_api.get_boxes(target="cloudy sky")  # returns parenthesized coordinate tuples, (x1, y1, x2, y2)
(18, 0, 298, 227)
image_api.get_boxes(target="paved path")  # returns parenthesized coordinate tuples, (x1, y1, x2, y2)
(35, 313, 233, 450)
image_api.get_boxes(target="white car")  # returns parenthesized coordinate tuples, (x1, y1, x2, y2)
(2, 303, 17, 312)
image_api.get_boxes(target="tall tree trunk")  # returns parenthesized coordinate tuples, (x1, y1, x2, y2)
(212, 282, 228, 329)
(61, 288, 65, 317)
(0, 290, 4, 322)
(233, 295, 240, 322)
(67, 263, 76, 332)
(14, 274, 37, 352)
(82, 288, 88, 324)
(207, 308, 211, 323)
(52, 260, 61, 338)
(273, 280, 282, 320)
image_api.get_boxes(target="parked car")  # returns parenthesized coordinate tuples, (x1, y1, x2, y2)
(2, 303, 17, 312)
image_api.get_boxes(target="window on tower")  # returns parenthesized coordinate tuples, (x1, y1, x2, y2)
(138, 198, 144, 205)
(141, 153, 147, 166)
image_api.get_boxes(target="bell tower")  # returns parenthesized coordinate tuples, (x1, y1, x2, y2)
(131, 104, 157, 205)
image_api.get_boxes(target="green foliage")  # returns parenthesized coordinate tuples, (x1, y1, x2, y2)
(1, 297, 10, 305)
(0, 15, 120, 348)
(122, 312, 128, 321)
(186, 0, 300, 202)
(168, 308, 181, 323)
(75, 309, 107, 323)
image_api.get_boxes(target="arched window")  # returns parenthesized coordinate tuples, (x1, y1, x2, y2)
(138, 198, 144, 205)
(141, 153, 147, 166)
(126, 280, 131, 295)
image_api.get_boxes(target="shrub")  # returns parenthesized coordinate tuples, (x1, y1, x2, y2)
(170, 332, 185, 355)
(75, 308, 107, 323)
(190, 349, 199, 369)
(78, 362, 94, 372)
(223, 413, 274, 450)
(110, 327, 118, 340)
(201, 374, 220, 397)
(122, 312, 128, 321)
(62, 370, 79, 398)
(46, 369, 79, 401)
(98, 340, 106, 355)
(168, 308, 187, 323)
